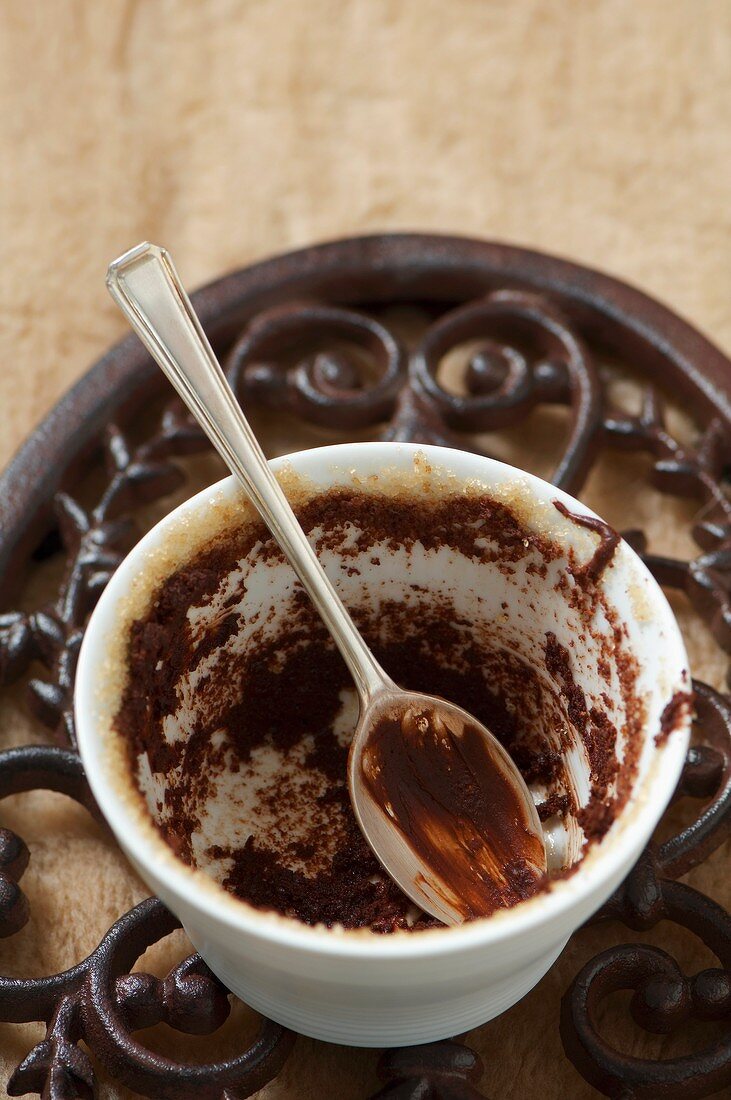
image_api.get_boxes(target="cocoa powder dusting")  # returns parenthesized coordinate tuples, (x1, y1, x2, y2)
(656, 690, 694, 746)
(544, 631, 621, 837)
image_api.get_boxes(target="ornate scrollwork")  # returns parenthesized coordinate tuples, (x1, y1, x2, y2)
(0, 828, 29, 939)
(0, 236, 729, 1097)
(560, 679, 731, 1097)
(374, 1042, 487, 1098)
(0, 748, 294, 1100)
(82, 899, 294, 1100)
(227, 301, 407, 428)
(410, 290, 603, 492)
(607, 389, 731, 656)
(1, 405, 209, 747)
(561, 881, 731, 1099)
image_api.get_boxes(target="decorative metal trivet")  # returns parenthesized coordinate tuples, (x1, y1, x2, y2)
(0, 234, 729, 1099)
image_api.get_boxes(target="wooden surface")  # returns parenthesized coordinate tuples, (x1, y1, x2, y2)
(0, 2, 730, 1096)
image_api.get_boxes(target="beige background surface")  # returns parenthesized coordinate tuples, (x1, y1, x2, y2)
(0, 1, 730, 1097)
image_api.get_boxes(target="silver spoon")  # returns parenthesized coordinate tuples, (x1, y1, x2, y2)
(106, 243, 547, 925)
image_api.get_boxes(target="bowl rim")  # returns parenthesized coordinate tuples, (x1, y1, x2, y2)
(75, 441, 691, 959)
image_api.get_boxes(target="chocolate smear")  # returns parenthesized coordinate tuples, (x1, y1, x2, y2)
(553, 499, 620, 583)
(359, 702, 546, 919)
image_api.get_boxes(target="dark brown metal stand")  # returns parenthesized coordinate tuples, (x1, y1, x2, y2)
(0, 235, 729, 1098)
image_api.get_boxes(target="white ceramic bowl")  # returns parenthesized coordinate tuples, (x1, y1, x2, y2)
(75, 442, 691, 1047)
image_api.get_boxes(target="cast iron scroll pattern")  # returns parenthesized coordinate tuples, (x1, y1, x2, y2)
(0, 746, 293, 1099)
(373, 1042, 487, 1099)
(0, 405, 211, 748)
(0, 239, 729, 1098)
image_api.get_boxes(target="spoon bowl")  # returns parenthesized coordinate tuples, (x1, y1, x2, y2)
(349, 689, 547, 925)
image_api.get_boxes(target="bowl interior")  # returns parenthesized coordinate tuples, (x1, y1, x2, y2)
(107, 446, 690, 931)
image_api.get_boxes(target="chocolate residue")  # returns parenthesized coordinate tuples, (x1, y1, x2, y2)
(655, 690, 694, 746)
(217, 818, 441, 933)
(576, 797, 617, 842)
(553, 500, 620, 583)
(359, 703, 546, 920)
(124, 613, 558, 931)
(114, 486, 644, 932)
(537, 792, 572, 821)
(545, 631, 589, 730)
(545, 632, 619, 801)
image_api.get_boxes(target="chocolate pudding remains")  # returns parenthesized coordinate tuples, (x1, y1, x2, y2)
(114, 469, 650, 933)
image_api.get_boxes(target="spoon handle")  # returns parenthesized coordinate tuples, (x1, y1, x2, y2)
(107, 242, 390, 703)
